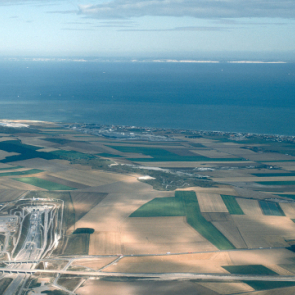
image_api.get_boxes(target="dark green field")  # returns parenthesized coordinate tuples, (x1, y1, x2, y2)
(98, 153, 123, 158)
(176, 191, 235, 250)
(221, 195, 244, 215)
(0, 140, 93, 163)
(0, 169, 43, 177)
(14, 177, 76, 191)
(257, 181, 295, 186)
(252, 173, 295, 177)
(223, 264, 295, 290)
(108, 145, 244, 162)
(259, 201, 285, 216)
(130, 197, 185, 217)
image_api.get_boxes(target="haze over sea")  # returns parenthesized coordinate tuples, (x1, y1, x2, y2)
(1, 61, 294, 136)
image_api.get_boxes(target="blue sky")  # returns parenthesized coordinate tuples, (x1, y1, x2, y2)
(1, 0, 295, 59)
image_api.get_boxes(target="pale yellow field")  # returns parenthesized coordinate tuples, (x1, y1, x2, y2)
(246, 153, 295, 161)
(232, 215, 295, 248)
(212, 220, 248, 248)
(0, 178, 46, 190)
(214, 176, 295, 182)
(50, 169, 129, 187)
(0, 189, 28, 201)
(280, 203, 295, 218)
(120, 217, 217, 254)
(0, 150, 19, 160)
(36, 147, 59, 152)
(77, 280, 219, 295)
(71, 257, 116, 270)
(89, 232, 122, 255)
(241, 286, 295, 295)
(18, 137, 57, 148)
(197, 193, 228, 213)
(190, 149, 234, 158)
(199, 282, 254, 294)
(135, 161, 250, 167)
(0, 137, 16, 142)
(229, 248, 295, 266)
(104, 252, 230, 273)
(236, 198, 263, 216)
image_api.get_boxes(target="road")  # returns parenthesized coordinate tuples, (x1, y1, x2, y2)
(1, 267, 295, 282)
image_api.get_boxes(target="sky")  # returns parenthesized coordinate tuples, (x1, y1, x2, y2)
(1, 0, 295, 59)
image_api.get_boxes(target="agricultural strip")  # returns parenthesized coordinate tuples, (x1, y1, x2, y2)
(176, 191, 235, 250)
(223, 265, 295, 290)
(13, 177, 76, 191)
(257, 181, 295, 186)
(259, 201, 285, 216)
(221, 195, 244, 215)
(252, 173, 295, 177)
(0, 169, 43, 177)
(107, 145, 244, 162)
(129, 197, 185, 217)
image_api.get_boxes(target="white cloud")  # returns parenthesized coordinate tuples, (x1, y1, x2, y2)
(78, 0, 295, 19)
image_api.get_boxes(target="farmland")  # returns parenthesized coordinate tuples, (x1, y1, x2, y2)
(2, 121, 295, 294)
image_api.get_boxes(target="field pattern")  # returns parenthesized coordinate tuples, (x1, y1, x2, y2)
(176, 191, 235, 250)
(108, 145, 244, 162)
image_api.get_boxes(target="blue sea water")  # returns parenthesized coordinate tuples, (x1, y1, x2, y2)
(0, 61, 294, 135)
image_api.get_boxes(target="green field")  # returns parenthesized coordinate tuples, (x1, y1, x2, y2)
(221, 195, 244, 215)
(259, 201, 285, 216)
(0, 169, 43, 177)
(176, 191, 235, 250)
(223, 265, 295, 290)
(257, 181, 295, 186)
(130, 197, 185, 217)
(107, 145, 244, 162)
(14, 177, 76, 191)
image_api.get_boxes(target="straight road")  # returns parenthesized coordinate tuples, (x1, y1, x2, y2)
(1, 268, 295, 282)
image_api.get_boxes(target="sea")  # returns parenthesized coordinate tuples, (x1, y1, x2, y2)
(0, 61, 294, 136)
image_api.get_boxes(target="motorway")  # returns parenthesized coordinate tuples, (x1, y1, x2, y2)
(1, 267, 295, 282)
